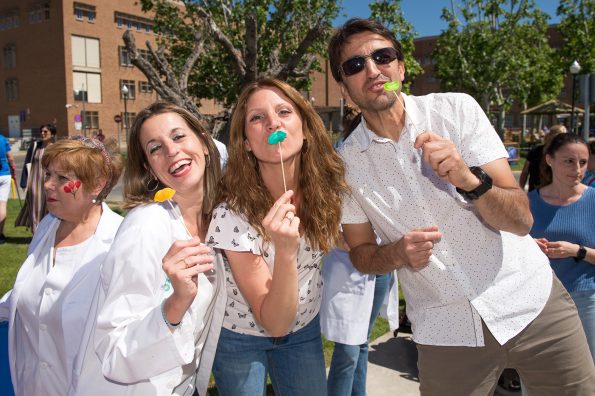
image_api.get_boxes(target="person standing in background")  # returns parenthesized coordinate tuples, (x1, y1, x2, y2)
(15, 124, 57, 233)
(519, 124, 567, 191)
(529, 133, 595, 362)
(0, 133, 16, 244)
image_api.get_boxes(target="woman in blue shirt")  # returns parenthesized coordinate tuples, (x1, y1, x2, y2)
(529, 133, 595, 362)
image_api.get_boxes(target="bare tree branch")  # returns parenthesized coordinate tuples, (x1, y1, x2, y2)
(244, 12, 258, 84)
(122, 30, 211, 127)
(276, 19, 327, 80)
(179, 32, 206, 91)
(196, 7, 246, 77)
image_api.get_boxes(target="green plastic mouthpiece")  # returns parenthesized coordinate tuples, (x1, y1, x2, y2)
(267, 130, 287, 145)
(383, 81, 400, 91)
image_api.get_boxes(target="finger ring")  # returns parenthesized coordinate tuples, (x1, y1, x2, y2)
(285, 212, 294, 221)
(183, 259, 189, 268)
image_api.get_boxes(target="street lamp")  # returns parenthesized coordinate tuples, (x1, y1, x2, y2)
(121, 84, 129, 145)
(569, 60, 581, 134)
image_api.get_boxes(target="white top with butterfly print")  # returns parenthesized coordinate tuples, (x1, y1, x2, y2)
(206, 203, 324, 337)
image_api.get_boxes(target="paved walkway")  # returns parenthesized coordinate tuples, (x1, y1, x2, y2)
(367, 331, 420, 395)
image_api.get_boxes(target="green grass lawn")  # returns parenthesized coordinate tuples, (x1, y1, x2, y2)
(0, 199, 33, 296)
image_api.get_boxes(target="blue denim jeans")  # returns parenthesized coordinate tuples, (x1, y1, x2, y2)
(327, 272, 392, 396)
(570, 289, 595, 363)
(212, 314, 327, 396)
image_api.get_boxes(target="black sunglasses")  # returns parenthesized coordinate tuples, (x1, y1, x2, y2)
(340, 47, 399, 77)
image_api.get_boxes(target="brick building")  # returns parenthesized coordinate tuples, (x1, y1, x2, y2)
(0, 0, 219, 142)
(0, 1, 583, 141)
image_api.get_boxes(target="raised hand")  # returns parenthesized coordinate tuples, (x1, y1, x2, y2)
(395, 226, 442, 270)
(162, 237, 214, 325)
(414, 132, 480, 192)
(262, 190, 300, 259)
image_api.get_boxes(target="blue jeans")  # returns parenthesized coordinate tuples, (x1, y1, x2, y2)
(327, 272, 392, 396)
(212, 314, 327, 396)
(570, 289, 595, 363)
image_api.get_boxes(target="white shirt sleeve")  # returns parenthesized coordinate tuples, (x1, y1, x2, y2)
(457, 94, 508, 166)
(94, 209, 196, 383)
(341, 192, 369, 224)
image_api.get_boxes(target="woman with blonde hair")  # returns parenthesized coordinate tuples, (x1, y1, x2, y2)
(74, 102, 225, 396)
(0, 137, 123, 396)
(207, 78, 349, 395)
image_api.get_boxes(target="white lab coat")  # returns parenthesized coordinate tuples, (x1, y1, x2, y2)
(72, 202, 226, 396)
(0, 203, 123, 396)
(320, 248, 399, 345)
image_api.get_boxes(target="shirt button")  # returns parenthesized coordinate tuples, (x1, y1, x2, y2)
(40, 362, 48, 369)
(44, 288, 53, 295)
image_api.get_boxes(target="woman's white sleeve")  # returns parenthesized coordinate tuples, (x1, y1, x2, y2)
(93, 223, 196, 383)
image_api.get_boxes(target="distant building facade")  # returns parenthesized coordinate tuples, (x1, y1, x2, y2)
(0, 3, 584, 140)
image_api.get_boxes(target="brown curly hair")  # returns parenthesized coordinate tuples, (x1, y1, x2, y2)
(217, 78, 349, 253)
(123, 102, 222, 223)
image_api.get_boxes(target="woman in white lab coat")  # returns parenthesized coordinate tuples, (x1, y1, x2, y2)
(74, 102, 225, 396)
(0, 137, 124, 396)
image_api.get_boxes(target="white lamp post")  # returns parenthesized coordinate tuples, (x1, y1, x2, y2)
(121, 84, 129, 145)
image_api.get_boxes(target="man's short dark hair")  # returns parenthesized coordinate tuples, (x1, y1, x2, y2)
(328, 18, 404, 83)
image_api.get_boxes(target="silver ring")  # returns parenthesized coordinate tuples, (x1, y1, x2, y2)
(183, 259, 189, 269)
(285, 212, 294, 222)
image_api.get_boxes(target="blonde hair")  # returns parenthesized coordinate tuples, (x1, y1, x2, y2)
(218, 78, 349, 252)
(42, 137, 123, 202)
(123, 102, 222, 223)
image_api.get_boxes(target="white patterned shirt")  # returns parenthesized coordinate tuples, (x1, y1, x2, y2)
(340, 92, 552, 347)
(206, 203, 323, 337)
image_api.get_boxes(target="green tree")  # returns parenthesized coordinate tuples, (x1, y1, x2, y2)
(127, 0, 340, 136)
(368, 0, 423, 92)
(433, 0, 561, 137)
(557, 0, 594, 74)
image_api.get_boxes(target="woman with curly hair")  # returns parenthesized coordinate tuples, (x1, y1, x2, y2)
(206, 78, 349, 396)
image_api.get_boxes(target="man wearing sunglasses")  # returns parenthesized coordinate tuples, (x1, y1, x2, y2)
(328, 18, 595, 395)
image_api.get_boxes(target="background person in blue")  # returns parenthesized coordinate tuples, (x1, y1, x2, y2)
(0, 133, 16, 244)
(529, 133, 595, 362)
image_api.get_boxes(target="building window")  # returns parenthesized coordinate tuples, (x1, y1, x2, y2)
(74, 3, 96, 23)
(120, 80, 136, 100)
(5, 78, 18, 101)
(73, 72, 102, 103)
(0, 9, 20, 31)
(28, 1, 50, 24)
(71, 35, 100, 68)
(82, 111, 99, 129)
(114, 12, 153, 33)
(119, 46, 132, 67)
(139, 81, 153, 94)
(3, 44, 16, 69)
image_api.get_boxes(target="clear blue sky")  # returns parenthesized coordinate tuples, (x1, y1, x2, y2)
(335, 0, 561, 38)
